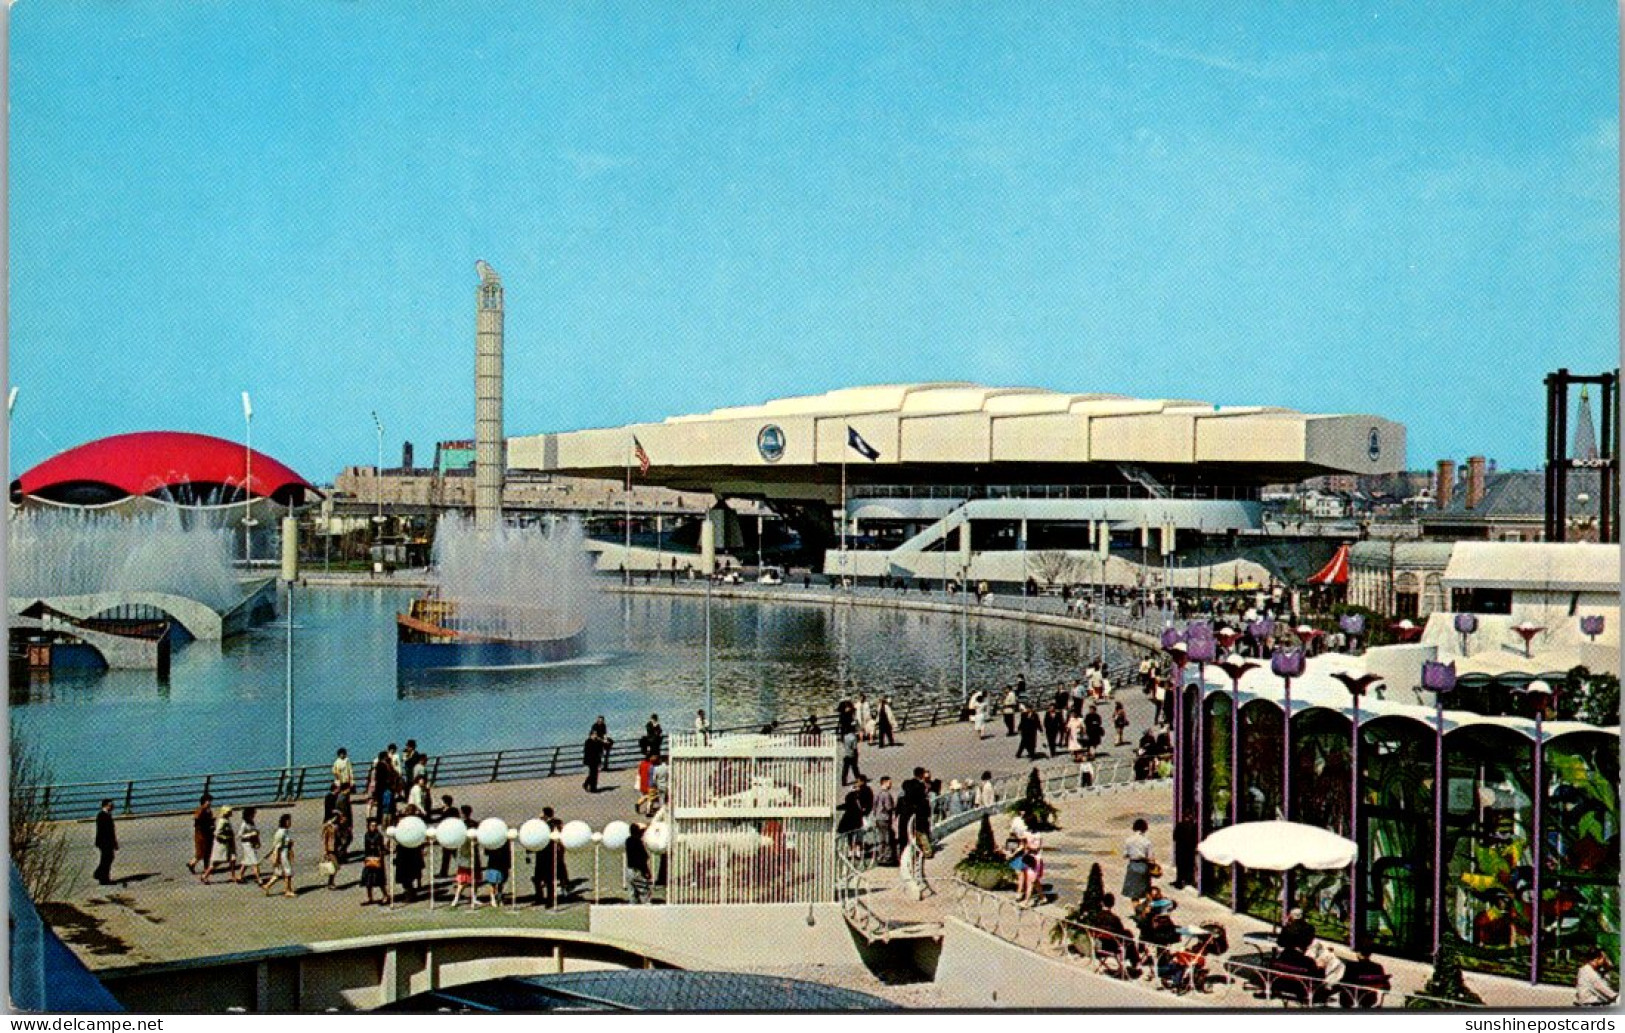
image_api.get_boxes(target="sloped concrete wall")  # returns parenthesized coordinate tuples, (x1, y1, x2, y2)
(590, 902, 855, 970)
(934, 918, 1201, 1009)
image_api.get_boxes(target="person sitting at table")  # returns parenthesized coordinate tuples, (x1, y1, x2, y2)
(1337, 942, 1391, 1009)
(1139, 913, 1185, 986)
(1269, 944, 1325, 1004)
(1091, 893, 1140, 978)
(1278, 906, 1316, 952)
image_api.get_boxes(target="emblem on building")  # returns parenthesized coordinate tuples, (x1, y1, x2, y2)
(757, 424, 786, 463)
(1368, 428, 1381, 462)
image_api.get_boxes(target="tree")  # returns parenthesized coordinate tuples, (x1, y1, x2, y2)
(963, 813, 1004, 864)
(1405, 947, 1485, 1009)
(1050, 862, 1108, 951)
(11, 730, 75, 903)
(955, 813, 1014, 890)
(1028, 551, 1085, 588)
(1008, 767, 1059, 831)
(1078, 862, 1105, 920)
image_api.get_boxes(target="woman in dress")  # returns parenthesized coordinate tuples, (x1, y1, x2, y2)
(1113, 702, 1131, 746)
(969, 690, 990, 739)
(263, 814, 295, 897)
(320, 812, 342, 890)
(187, 794, 214, 874)
(481, 836, 511, 909)
(450, 830, 478, 909)
(1122, 818, 1156, 903)
(1065, 711, 1084, 753)
(200, 805, 237, 884)
(972, 770, 997, 810)
(236, 807, 264, 886)
(394, 807, 425, 902)
(360, 817, 387, 905)
(1016, 826, 1045, 907)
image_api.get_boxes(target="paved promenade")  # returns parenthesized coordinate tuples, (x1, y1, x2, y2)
(46, 682, 1164, 972)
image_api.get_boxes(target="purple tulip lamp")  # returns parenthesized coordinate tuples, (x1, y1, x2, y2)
(1421, 659, 1457, 956)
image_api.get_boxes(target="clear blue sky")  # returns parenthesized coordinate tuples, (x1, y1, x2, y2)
(9, 1, 1618, 483)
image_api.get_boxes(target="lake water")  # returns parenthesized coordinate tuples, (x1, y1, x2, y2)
(12, 586, 1124, 786)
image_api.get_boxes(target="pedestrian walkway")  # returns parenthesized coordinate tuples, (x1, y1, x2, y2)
(47, 680, 1168, 972)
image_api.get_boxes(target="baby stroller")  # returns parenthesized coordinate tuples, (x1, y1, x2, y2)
(1157, 923, 1229, 994)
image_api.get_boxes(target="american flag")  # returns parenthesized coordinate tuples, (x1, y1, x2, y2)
(633, 436, 651, 476)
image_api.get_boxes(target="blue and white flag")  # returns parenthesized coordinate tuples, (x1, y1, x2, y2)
(847, 426, 880, 461)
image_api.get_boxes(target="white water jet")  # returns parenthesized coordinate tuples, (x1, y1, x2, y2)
(8, 507, 244, 612)
(429, 513, 595, 639)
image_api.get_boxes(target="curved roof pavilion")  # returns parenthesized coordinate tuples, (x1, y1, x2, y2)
(509, 382, 1406, 502)
(1188, 647, 1614, 741)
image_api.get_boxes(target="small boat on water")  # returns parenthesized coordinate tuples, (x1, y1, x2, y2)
(396, 594, 588, 673)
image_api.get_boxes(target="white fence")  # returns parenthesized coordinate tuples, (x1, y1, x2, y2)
(667, 733, 838, 905)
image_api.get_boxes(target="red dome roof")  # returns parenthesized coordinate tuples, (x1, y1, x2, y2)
(14, 431, 316, 506)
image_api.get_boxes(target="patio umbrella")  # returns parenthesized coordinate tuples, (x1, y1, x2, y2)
(1197, 820, 1356, 871)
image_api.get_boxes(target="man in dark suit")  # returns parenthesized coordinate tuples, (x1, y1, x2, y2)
(93, 799, 118, 885)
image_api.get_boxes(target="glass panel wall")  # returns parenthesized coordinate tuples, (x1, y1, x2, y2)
(1289, 708, 1352, 941)
(1541, 732, 1620, 984)
(1442, 727, 1534, 981)
(1201, 690, 1233, 903)
(1359, 716, 1436, 959)
(1238, 700, 1285, 922)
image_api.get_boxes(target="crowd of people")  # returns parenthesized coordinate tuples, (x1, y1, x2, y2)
(164, 737, 650, 909)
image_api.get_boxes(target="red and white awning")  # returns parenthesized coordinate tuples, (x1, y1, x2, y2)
(1306, 543, 1350, 586)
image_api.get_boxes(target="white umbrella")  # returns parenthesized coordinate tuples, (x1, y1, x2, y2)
(1197, 820, 1356, 871)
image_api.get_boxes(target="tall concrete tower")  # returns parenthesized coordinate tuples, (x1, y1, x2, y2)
(474, 260, 505, 531)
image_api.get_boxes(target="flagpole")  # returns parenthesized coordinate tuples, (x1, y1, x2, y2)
(624, 441, 632, 587)
(840, 437, 847, 573)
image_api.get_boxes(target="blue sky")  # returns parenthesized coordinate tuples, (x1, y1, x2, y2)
(9, 1, 1618, 482)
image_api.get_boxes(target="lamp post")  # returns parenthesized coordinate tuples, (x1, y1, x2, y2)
(371, 408, 385, 519)
(959, 568, 969, 701)
(1216, 652, 1260, 911)
(1184, 620, 1216, 893)
(241, 392, 256, 566)
(1421, 659, 1457, 958)
(1339, 613, 1365, 655)
(1454, 612, 1479, 656)
(704, 572, 714, 723)
(1272, 647, 1306, 914)
(1330, 671, 1384, 948)
(1248, 619, 1275, 660)
(428, 817, 468, 911)
(280, 513, 298, 770)
(1161, 628, 1188, 824)
(1519, 678, 1556, 986)
(1511, 622, 1545, 658)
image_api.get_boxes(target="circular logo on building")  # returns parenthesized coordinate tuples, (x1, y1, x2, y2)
(757, 424, 786, 463)
(1367, 427, 1381, 462)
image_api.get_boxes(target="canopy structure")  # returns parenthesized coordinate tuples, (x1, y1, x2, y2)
(1304, 543, 1350, 585)
(1196, 820, 1356, 871)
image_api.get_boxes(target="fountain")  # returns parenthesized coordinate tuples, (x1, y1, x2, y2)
(396, 514, 594, 673)
(8, 506, 253, 616)
(8, 506, 273, 676)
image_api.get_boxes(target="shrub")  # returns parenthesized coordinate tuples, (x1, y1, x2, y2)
(1007, 767, 1059, 831)
(955, 814, 1015, 890)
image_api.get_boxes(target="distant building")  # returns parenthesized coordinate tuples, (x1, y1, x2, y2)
(1421, 466, 1604, 543)
(1347, 539, 1455, 618)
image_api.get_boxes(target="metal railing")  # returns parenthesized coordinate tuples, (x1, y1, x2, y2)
(31, 656, 1141, 823)
(951, 880, 1482, 1009)
(847, 484, 1261, 503)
